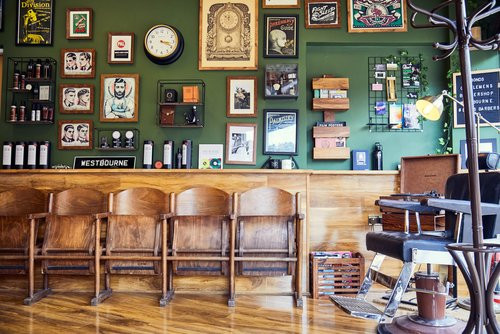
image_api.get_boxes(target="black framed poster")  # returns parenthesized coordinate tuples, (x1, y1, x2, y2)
(264, 15, 298, 58)
(263, 109, 298, 155)
(16, 0, 54, 45)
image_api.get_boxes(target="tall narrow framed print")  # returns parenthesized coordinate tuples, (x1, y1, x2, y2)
(66, 8, 92, 39)
(263, 109, 298, 155)
(264, 15, 298, 58)
(16, 0, 54, 45)
(305, 0, 341, 28)
(347, 0, 407, 33)
(199, 0, 258, 70)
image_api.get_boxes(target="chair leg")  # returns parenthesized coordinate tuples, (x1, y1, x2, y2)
(294, 216, 303, 308)
(380, 261, 415, 323)
(24, 273, 51, 306)
(228, 218, 236, 307)
(159, 218, 173, 307)
(357, 253, 386, 300)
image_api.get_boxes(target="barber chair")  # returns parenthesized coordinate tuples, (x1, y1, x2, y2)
(331, 171, 500, 330)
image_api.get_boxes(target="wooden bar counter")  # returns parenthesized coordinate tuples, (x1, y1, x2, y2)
(0, 169, 399, 295)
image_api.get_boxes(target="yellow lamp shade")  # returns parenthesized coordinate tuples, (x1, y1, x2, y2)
(415, 95, 444, 121)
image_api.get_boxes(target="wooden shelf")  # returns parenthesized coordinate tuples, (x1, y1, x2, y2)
(312, 98, 349, 111)
(6, 120, 53, 125)
(159, 124, 204, 128)
(313, 126, 350, 138)
(312, 78, 349, 90)
(313, 147, 350, 160)
(159, 102, 204, 106)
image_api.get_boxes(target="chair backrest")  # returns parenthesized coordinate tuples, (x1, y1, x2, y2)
(174, 186, 232, 216)
(110, 187, 169, 215)
(237, 187, 296, 216)
(105, 188, 169, 275)
(445, 172, 500, 239)
(0, 187, 47, 216)
(50, 188, 107, 215)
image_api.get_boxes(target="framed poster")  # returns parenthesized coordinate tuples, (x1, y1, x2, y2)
(264, 15, 298, 58)
(347, 0, 407, 33)
(59, 84, 94, 114)
(66, 8, 92, 39)
(16, 0, 54, 45)
(265, 64, 298, 99)
(199, 0, 258, 70)
(453, 69, 500, 128)
(263, 109, 298, 155)
(225, 123, 257, 165)
(108, 32, 135, 64)
(60, 49, 96, 78)
(226, 76, 257, 117)
(100, 74, 139, 122)
(57, 120, 93, 150)
(262, 0, 300, 8)
(460, 138, 497, 169)
(305, 0, 341, 28)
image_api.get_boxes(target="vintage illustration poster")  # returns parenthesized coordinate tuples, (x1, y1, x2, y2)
(16, 0, 54, 45)
(348, 0, 406, 33)
(199, 0, 258, 70)
(265, 15, 298, 57)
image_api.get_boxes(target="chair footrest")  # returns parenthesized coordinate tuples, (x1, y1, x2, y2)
(330, 296, 383, 321)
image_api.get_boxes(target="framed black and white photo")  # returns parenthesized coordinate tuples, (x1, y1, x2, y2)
(59, 84, 94, 114)
(100, 74, 139, 122)
(264, 15, 298, 58)
(57, 120, 93, 150)
(226, 76, 257, 117)
(108, 32, 135, 64)
(225, 123, 257, 165)
(305, 0, 341, 28)
(16, 0, 54, 45)
(60, 49, 96, 78)
(263, 109, 298, 155)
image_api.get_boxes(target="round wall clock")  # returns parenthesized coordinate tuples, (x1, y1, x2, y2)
(144, 24, 184, 65)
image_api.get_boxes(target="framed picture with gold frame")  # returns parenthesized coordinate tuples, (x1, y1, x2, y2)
(347, 0, 407, 33)
(262, 0, 300, 8)
(199, 0, 258, 70)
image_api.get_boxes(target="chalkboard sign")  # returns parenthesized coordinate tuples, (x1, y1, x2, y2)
(453, 69, 500, 128)
(73, 156, 136, 169)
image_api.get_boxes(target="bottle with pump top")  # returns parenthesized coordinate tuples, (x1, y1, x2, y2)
(372, 142, 383, 170)
(43, 59, 52, 79)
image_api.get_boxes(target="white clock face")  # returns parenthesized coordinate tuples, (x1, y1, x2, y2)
(145, 25, 179, 58)
(219, 10, 239, 30)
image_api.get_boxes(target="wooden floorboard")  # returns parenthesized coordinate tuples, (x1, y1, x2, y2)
(0, 292, 379, 334)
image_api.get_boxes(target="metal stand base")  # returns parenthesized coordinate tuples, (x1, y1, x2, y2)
(408, 314, 457, 327)
(377, 316, 466, 334)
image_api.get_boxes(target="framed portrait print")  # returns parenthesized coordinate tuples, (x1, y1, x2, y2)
(225, 123, 257, 165)
(347, 0, 407, 33)
(100, 74, 139, 122)
(59, 84, 94, 114)
(226, 76, 257, 117)
(264, 15, 298, 58)
(60, 49, 96, 78)
(108, 32, 135, 64)
(263, 109, 298, 155)
(16, 0, 54, 45)
(66, 8, 93, 39)
(199, 0, 258, 70)
(262, 0, 300, 8)
(57, 120, 93, 150)
(305, 0, 341, 28)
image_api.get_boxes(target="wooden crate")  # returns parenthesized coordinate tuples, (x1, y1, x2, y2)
(310, 252, 365, 299)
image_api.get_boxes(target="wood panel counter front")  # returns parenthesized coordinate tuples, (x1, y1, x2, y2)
(0, 169, 398, 295)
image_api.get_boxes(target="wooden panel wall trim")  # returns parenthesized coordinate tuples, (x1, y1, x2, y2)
(0, 170, 399, 294)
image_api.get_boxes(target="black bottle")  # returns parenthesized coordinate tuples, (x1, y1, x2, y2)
(43, 59, 52, 79)
(372, 142, 383, 170)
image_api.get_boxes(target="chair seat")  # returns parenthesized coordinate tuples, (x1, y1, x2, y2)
(366, 232, 454, 262)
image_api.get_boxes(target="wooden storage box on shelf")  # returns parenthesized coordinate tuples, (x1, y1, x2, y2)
(379, 154, 461, 232)
(313, 147, 350, 160)
(313, 126, 350, 138)
(312, 98, 349, 111)
(311, 252, 365, 300)
(311, 77, 350, 111)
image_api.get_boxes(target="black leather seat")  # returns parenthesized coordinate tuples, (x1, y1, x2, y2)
(367, 172, 500, 262)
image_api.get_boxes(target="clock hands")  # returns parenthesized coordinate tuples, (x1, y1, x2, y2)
(160, 40, 172, 46)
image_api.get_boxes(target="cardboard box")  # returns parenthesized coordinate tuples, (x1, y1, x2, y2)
(182, 86, 199, 103)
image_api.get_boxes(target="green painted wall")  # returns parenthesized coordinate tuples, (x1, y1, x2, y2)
(0, 0, 497, 170)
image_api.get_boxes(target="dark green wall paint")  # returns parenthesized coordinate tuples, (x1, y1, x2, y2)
(0, 0, 497, 169)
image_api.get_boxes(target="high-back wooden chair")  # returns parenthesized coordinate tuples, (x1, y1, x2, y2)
(95, 187, 171, 306)
(170, 187, 234, 305)
(235, 187, 304, 307)
(35, 188, 107, 305)
(0, 188, 48, 304)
